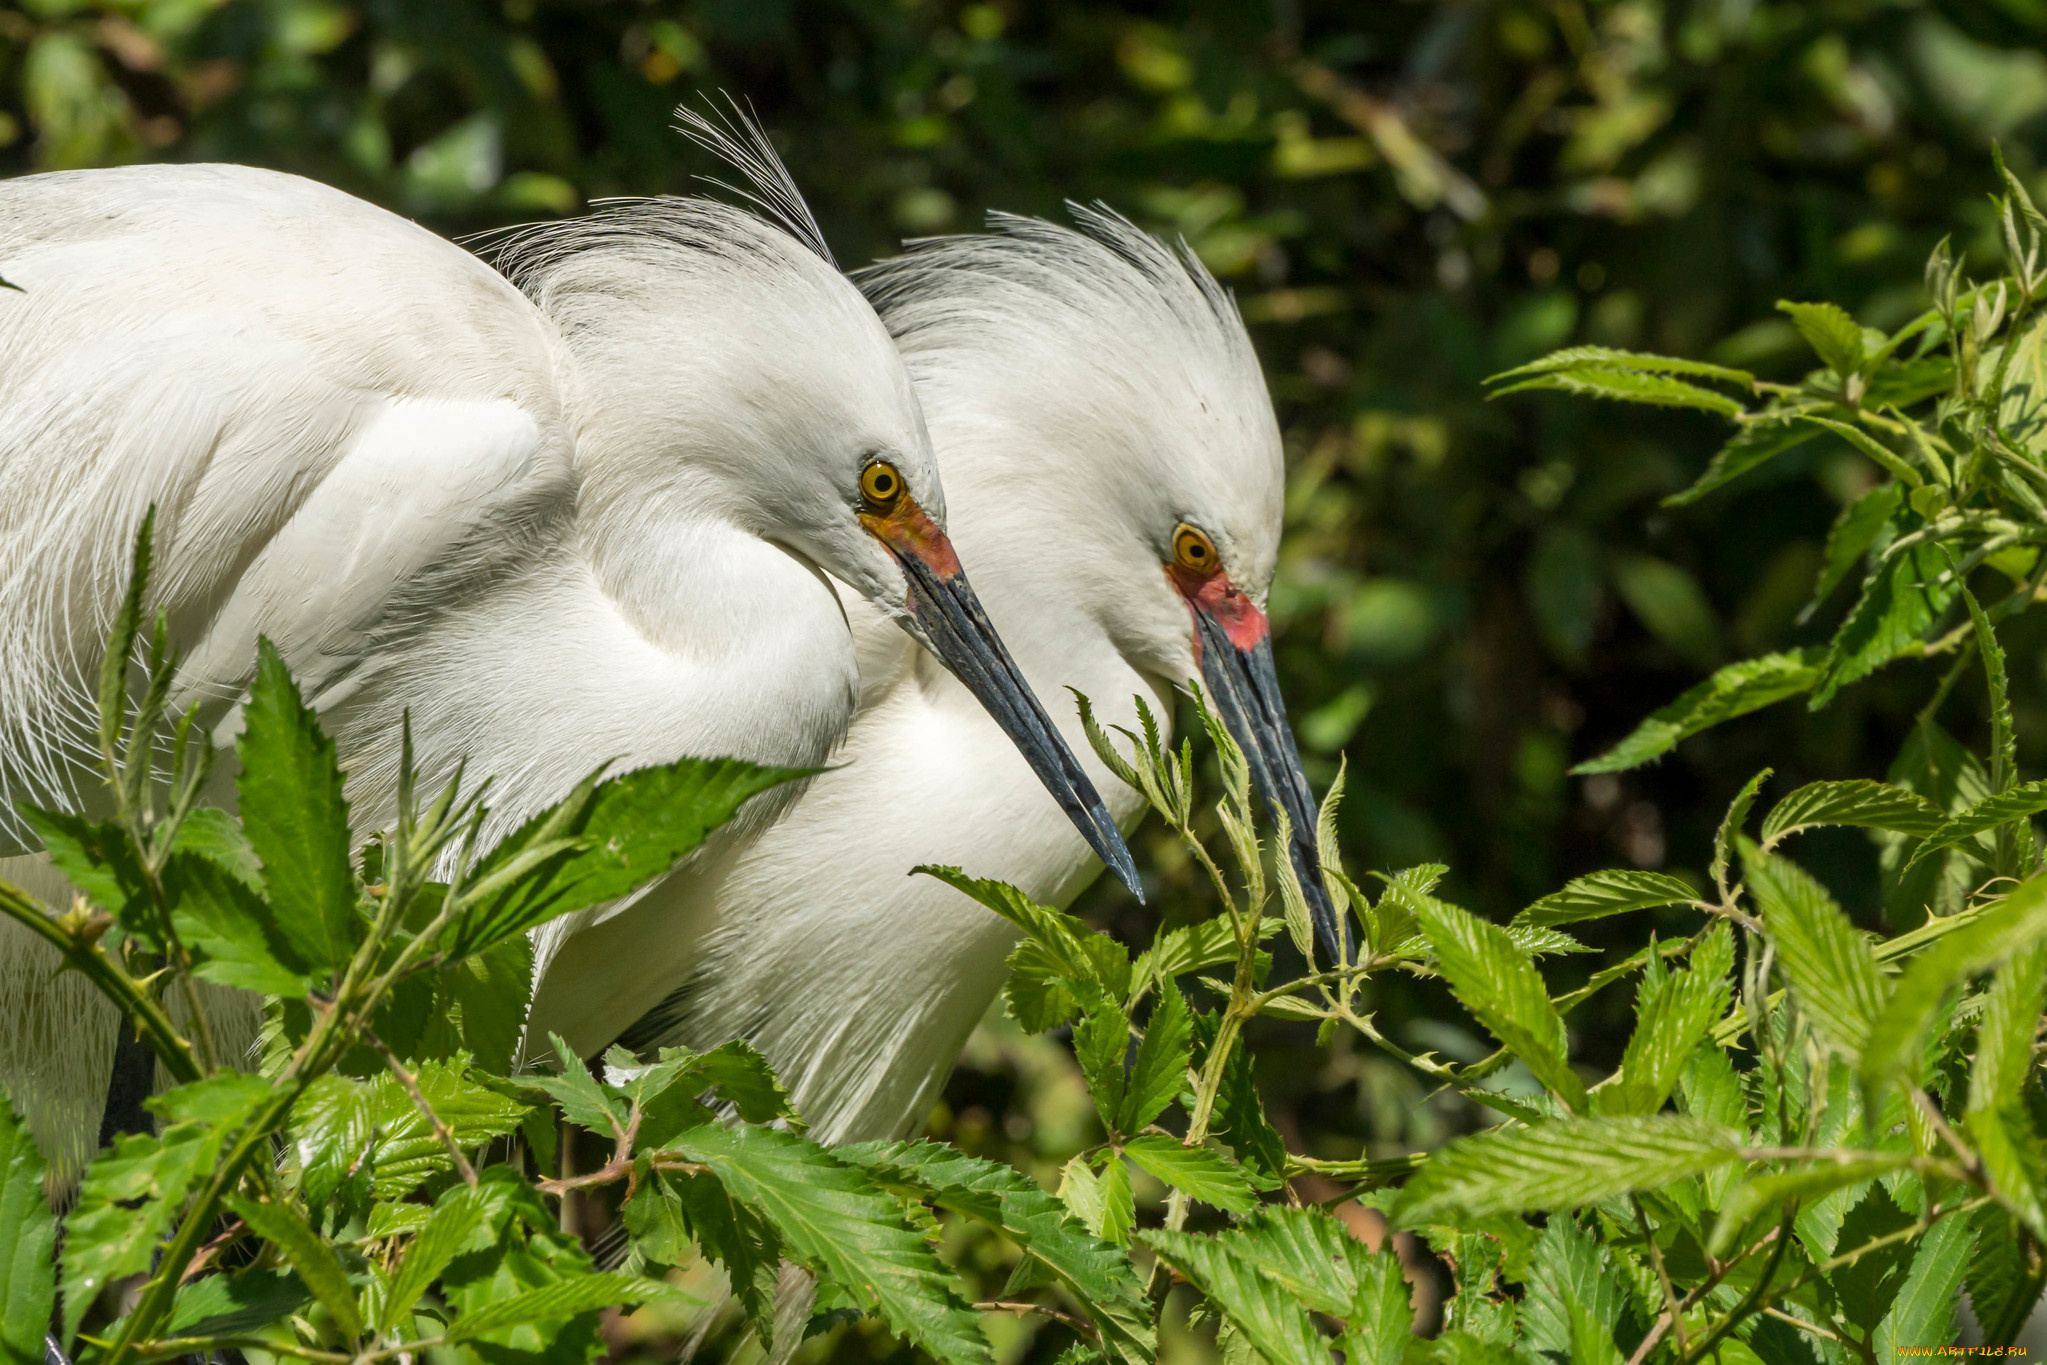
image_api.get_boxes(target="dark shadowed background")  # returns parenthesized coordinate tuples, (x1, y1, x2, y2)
(3, 0, 2043, 1356)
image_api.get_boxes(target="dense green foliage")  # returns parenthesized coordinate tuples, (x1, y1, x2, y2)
(7, 1, 2047, 1360)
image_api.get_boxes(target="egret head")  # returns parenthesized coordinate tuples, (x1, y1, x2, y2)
(488, 134, 1139, 897)
(861, 207, 1344, 959)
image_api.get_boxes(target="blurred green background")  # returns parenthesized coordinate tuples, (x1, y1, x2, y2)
(4, 0, 2045, 1355)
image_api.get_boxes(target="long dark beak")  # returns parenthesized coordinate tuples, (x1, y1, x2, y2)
(886, 541, 1144, 902)
(1193, 607, 1346, 965)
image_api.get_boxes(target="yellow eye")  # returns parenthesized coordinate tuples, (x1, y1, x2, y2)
(860, 461, 904, 509)
(1172, 523, 1218, 574)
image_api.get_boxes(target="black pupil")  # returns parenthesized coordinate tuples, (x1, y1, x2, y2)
(873, 473, 893, 494)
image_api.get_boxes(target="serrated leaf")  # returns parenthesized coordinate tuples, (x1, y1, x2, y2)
(1389, 1115, 1742, 1225)
(1743, 844, 1889, 1059)
(1601, 922, 1733, 1116)
(1707, 1158, 1909, 1257)
(1810, 542, 1961, 709)
(224, 1195, 362, 1339)
(292, 1075, 372, 1209)
(446, 1273, 671, 1340)
(63, 1125, 216, 1343)
(0, 1091, 54, 1365)
(1119, 978, 1190, 1133)
(1862, 876, 2047, 1090)
(1074, 993, 1128, 1133)
(1489, 367, 1746, 417)
(1098, 1158, 1135, 1248)
(167, 849, 313, 996)
(451, 757, 799, 957)
(1517, 1219, 1624, 1361)
(379, 1180, 496, 1331)
(666, 1121, 989, 1365)
(1905, 779, 2047, 874)
(1133, 920, 1278, 997)
(367, 1058, 527, 1199)
(1807, 484, 1904, 620)
(1409, 895, 1585, 1110)
(1780, 300, 1866, 376)
(690, 1039, 799, 1125)
(661, 1169, 782, 1340)
(1663, 413, 1823, 507)
(1140, 1228, 1325, 1365)
(534, 1033, 627, 1139)
(237, 639, 359, 973)
(1760, 779, 1944, 847)
(1488, 345, 1755, 388)
(19, 806, 157, 949)
(835, 1141, 1153, 1365)
(1873, 1209, 1975, 1356)
(922, 865, 1131, 1001)
(1572, 649, 1823, 774)
(1341, 1249, 1411, 1365)
(162, 1269, 308, 1340)
(1515, 870, 1700, 927)
(1123, 1135, 1255, 1213)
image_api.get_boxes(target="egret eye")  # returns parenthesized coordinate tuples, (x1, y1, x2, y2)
(1172, 523, 1218, 574)
(860, 461, 904, 510)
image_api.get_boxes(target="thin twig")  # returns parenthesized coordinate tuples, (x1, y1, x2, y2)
(974, 1301, 1098, 1341)
(1635, 1196, 1689, 1356)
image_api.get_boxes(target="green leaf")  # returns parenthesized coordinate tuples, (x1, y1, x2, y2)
(666, 1121, 989, 1365)
(1514, 870, 1699, 928)
(98, 508, 153, 762)
(1970, 936, 2047, 1115)
(656, 1169, 782, 1340)
(1873, 1209, 1976, 1356)
(1488, 345, 1755, 388)
(1122, 1135, 1255, 1213)
(533, 1033, 627, 1139)
(1611, 555, 1719, 669)
(424, 932, 532, 1073)
(63, 1125, 217, 1343)
(1340, 1248, 1412, 1365)
(1203, 1021, 1287, 1184)
(1862, 876, 2047, 1089)
(451, 757, 799, 957)
(379, 1180, 496, 1331)
(237, 638, 360, 973)
(1140, 1228, 1325, 1365)
(170, 807, 264, 889)
(0, 1092, 54, 1365)
(163, 1269, 308, 1340)
(1133, 919, 1277, 996)
(1810, 542, 1961, 709)
(1743, 844, 1889, 1058)
(1389, 1114, 1742, 1225)
(167, 849, 313, 996)
(1706, 1158, 1909, 1257)
(1904, 779, 2047, 874)
(1119, 978, 1190, 1133)
(1713, 768, 1772, 892)
(1780, 300, 1866, 376)
(1967, 1103, 2047, 1240)
(1806, 484, 1905, 620)
(1516, 1219, 1624, 1363)
(1074, 991, 1129, 1133)
(1488, 367, 1746, 417)
(445, 1272, 671, 1340)
(292, 1075, 373, 1209)
(1571, 649, 1823, 774)
(1759, 779, 1944, 847)
(687, 1039, 800, 1125)
(921, 865, 1131, 1001)
(1097, 1158, 1135, 1248)
(223, 1195, 363, 1339)
(1968, 588, 2019, 796)
(1409, 895, 1585, 1110)
(835, 1141, 1154, 1365)
(1664, 415, 1822, 507)
(366, 1058, 528, 1199)
(19, 806, 156, 948)
(1601, 922, 1733, 1116)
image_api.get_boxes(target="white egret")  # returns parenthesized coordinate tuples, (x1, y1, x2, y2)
(0, 127, 1136, 1173)
(527, 207, 1334, 1143)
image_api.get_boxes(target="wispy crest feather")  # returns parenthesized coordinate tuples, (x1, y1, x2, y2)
(672, 95, 835, 268)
